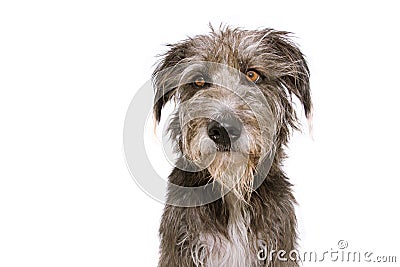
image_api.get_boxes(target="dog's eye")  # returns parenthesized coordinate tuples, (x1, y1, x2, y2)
(246, 70, 260, 83)
(193, 76, 206, 88)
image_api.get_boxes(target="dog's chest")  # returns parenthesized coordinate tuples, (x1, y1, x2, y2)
(193, 204, 259, 267)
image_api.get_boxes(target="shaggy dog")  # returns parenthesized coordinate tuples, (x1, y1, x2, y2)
(153, 26, 312, 267)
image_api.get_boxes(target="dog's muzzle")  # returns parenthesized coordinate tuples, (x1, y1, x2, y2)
(207, 116, 242, 151)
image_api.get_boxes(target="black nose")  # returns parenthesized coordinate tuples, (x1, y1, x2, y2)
(207, 117, 242, 148)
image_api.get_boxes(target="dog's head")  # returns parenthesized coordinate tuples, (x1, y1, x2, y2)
(152, 26, 311, 199)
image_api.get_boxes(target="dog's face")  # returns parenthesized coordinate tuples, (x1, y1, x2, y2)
(153, 27, 311, 199)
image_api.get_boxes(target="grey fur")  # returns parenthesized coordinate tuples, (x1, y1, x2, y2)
(153, 26, 312, 267)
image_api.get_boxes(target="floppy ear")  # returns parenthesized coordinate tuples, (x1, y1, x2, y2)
(263, 31, 312, 118)
(152, 43, 190, 123)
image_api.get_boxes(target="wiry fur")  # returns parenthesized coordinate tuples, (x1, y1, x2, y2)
(153, 26, 311, 267)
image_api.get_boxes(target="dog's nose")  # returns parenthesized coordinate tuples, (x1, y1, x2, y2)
(207, 117, 242, 147)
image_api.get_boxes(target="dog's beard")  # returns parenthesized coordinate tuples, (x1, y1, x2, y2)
(207, 151, 255, 202)
(180, 120, 271, 202)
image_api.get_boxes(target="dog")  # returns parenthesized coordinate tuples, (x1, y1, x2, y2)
(152, 25, 312, 267)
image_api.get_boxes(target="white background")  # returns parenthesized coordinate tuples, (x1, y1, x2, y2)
(1, 0, 399, 266)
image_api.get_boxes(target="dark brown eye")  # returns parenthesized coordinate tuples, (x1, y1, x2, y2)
(246, 70, 260, 83)
(193, 76, 206, 88)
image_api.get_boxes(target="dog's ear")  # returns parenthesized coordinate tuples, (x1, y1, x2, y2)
(152, 43, 190, 123)
(262, 30, 312, 118)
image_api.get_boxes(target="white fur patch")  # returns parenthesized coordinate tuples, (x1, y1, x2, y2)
(191, 196, 260, 267)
